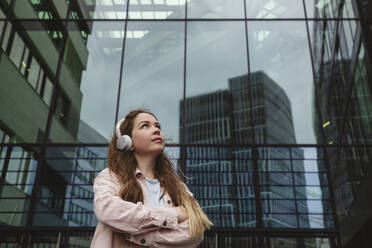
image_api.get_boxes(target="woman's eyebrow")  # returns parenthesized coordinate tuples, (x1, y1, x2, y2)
(138, 120, 161, 126)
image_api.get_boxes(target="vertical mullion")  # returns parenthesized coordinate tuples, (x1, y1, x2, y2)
(0, 144, 11, 180)
(252, 146, 263, 248)
(180, 0, 187, 177)
(290, 148, 299, 228)
(218, 146, 222, 229)
(243, 0, 263, 247)
(67, 145, 80, 224)
(114, 0, 130, 124)
(0, 144, 12, 199)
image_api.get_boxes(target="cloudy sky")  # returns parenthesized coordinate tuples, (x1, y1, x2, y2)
(78, 1, 319, 144)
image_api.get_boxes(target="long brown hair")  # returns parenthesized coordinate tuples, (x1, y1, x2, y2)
(108, 109, 212, 237)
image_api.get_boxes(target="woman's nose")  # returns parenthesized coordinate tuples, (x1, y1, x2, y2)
(152, 126, 161, 134)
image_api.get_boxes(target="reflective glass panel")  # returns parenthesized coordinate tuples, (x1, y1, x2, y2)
(185, 21, 249, 144)
(329, 145, 372, 221)
(258, 159, 291, 172)
(129, 0, 185, 19)
(0, 146, 39, 227)
(248, 21, 316, 144)
(48, 21, 124, 143)
(299, 199, 331, 214)
(187, 0, 244, 19)
(4, 147, 37, 194)
(0, 7, 4, 21)
(28, 232, 60, 246)
(74, 0, 127, 19)
(0, 232, 23, 246)
(258, 147, 290, 159)
(246, 0, 305, 19)
(199, 234, 217, 248)
(28, 57, 41, 89)
(337, 21, 357, 61)
(67, 231, 95, 246)
(263, 213, 297, 228)
(224, 235, 257, 247)
(0, 185, 29, 227)
(305, 0, 356, 19)
(264, 237, 331, 248)
(41, 146, 106, 227)
(348, 46, 372, 144)
(42, 77, 54, 107)
(261, 186, 295, 199)
(164, 146, 180, 171)
(300, 214, 334, 228)
(1, 19, 63, 142)
(1, 21, 11, 51)
(9, 32, 25, 71)
(118, 21, 184, 144)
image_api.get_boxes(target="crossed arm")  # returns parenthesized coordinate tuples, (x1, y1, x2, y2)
(93, 169, 203, 248)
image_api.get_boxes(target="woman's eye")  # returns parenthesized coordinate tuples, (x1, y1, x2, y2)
(141, 123, 161, 129)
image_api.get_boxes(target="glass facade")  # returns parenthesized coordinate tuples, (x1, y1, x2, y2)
(0, 0, 371, 247)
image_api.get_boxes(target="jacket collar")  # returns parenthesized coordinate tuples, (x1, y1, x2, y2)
(135, 168, 165, 195)
(135, 168, 146, 180)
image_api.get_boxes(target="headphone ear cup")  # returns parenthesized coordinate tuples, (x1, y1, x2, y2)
(123, 135, 132, 150)
(116, 135, 132, 150)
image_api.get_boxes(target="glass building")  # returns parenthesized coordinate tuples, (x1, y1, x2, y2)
(0, 0, 371, 247)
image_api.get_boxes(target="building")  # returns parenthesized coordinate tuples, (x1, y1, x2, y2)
(1, 0, 371, 247)
(0, 0, 94, 233)
(312, 0, 372, 247)
(180, 89, 236, 227)
(64, 120, 108, 227)
(181, 71, 310, 230)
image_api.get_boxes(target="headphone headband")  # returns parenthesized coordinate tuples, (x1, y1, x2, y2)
(115, 118, 132, 151)
(115, 118, 125, 137)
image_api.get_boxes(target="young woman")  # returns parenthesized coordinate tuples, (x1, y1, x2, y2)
(90, 109, 212, 248)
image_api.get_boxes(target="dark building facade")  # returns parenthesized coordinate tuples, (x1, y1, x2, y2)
(0, 0, 95, 236)
(312, 0, 372, 247)
(1, 0, 371, 247)
(181, 72, 311, 232)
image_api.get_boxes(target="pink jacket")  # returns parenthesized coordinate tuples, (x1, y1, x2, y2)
(90, 168, 203, 248)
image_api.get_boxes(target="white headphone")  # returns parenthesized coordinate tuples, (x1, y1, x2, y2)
(115, 119, 133, 151)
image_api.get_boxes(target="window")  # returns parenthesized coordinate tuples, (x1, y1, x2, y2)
(0, 127, 12, 176)
(20, 46, 30, 75)
(40, 185, 63, 212)
(9, 33, 26, 69)
(36, 68, 45, 94)
(68, 202, 92, 226)
(42, 77, 53, 106)
(55, 91, 70, 123)
(0, 19, 11, 52)
(0, 9, 5, 43)
(29, 0, 64, 48)
(28, 57, 41, 89)
(4, 147, 37, 195)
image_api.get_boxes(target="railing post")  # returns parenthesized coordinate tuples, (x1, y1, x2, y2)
(56, 231, 61, 248)
(215, 232, 218, 248)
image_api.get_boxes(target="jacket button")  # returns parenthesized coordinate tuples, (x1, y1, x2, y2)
(141, 239, 146, 244)
(163, 221, 167, 226)
(167, 200, 171, 204)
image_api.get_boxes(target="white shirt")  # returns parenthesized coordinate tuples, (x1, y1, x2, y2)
(145, 177, 165, 207)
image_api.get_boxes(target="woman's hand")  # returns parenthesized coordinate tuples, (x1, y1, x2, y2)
(175, 206, 188, 223)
